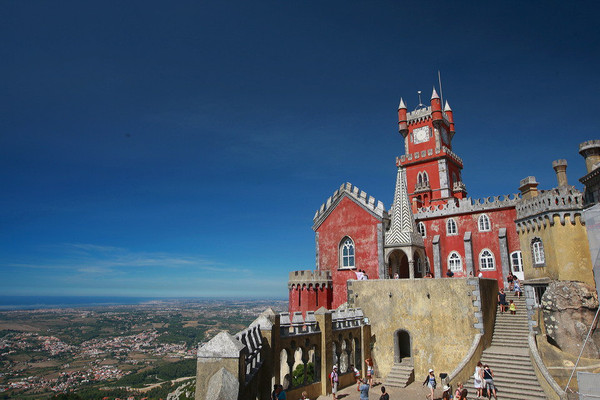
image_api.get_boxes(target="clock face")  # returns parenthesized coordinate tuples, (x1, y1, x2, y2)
(413, 126, 430, 144)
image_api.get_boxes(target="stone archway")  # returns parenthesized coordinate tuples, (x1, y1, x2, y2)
(388, 250, 409, 279)
(413, 251, 423, 278)
(393, 329, 412, 363)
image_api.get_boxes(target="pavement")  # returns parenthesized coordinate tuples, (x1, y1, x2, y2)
(315, 381, 449, 400)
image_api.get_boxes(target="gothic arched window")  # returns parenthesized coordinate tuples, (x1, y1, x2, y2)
(448, 251, 462, 272)
(479, 249, 495, 270)
(340, 237, 355, 269)
(446, 218, 458, 235)
(478, 214, 491, 232)
(417, 222, 426, 238)
(423, 172, 429, 184)
(531, 238, 545, 266)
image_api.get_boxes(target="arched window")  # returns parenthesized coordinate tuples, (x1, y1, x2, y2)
(510, 251, 523, 273)
(340, 237, 355, 269)
(423, 172, 429, 184)
(417, 222, 426, 237)
(479, 249, 495, 270)
(531, 238, 545, 266)
(478, 214, 491, 232)
(417, 172, 423, 184)
(452, 172, 457, 186)
(448, 251, 462, 272)
(446, 218, 458, 235)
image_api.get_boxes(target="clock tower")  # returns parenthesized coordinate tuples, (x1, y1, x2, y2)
(397, 88, 467, 210)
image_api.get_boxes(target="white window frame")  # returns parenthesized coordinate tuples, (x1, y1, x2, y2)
(447, 251, 463, 272)
(510, 251, 523, 273)
(339, 237, 356, 269)
(417, 222, 426, 238)
(478, 214, 491, 232)
(446, 218, 458, 236)
(479, 249, 496, 270)
(531, 238, 545, 266)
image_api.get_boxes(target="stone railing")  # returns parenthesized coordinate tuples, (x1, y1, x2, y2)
(416, 194, 520, 219)
(398, 146, 463, 167)
(288, 270, 332, 289)
(515, 186, 584, 228)
(332, 308, 365, 330)
(414, 181, 431, 192)
(453, 181, 467, 192)
(313, 182, 386, 230)
(280, 311, 319, 336)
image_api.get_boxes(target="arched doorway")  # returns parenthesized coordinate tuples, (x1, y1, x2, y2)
(414, 252, 423, 278)
(388, 250, 409, 279)
(394, 329, 411, 363)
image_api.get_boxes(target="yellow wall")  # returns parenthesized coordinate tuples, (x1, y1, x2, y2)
(347, 278, 497, 381)
(519, 214, 594, 286)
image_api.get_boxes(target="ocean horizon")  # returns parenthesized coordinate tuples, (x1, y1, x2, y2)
(0, 295, 287, 311)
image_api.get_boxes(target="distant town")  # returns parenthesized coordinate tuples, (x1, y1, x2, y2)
(0, 298, 287, 399)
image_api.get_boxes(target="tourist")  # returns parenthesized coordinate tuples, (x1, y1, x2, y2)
(454, 382, 464, 399)
(272, 384, 279, 400)
(394, 272, 399, 279)
(442, 384, 451, 400)
(380, 385, 389, 400)
(330, 365, 339, 400)
(365, 358, 374, 386)
(514, 278, 522, 298)
(422, 368, 436, 399)
(277, 384, 287, 400)
(473, 361, 485, 399)
(355, 270, 364, 280)
(477, 270, 483, 278)
(446, 269, 454, 278)
(361, 270, 369, 280)
(459, 388, 469, 400)
(357, 378, 370, 400)
(507, 272, 514, 291)
(300, 390, 309, 399)
(498, 288, 508, 313)
(509, 300, 516, 315)
(483, 365, 497, 400)
(351, 364, 360, 384)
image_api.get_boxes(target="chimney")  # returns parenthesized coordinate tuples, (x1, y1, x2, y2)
(579, 140, 600, 173)
(552, 159, 568, 187)
(519, 176, 539, 199)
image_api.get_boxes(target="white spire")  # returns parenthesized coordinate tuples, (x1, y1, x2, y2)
(431, 87, 440, 100)
(384, 166, 424, 248)
(444, 100, 452, 111)
(398, 98, 406, 110)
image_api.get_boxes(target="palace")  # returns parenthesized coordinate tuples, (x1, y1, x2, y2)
(195, 88, 599, 400)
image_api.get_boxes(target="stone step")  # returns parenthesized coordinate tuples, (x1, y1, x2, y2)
(383, 363, 414, 388)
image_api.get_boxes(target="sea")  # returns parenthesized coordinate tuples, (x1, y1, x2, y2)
(0, 296, 168, 310)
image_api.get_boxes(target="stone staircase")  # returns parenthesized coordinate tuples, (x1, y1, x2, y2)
(465, 295, 546, 400)
(384, 360, 414, 388)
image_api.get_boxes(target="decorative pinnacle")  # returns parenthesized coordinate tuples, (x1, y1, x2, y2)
(444, 100, 452, 111)
(431, 87, 440, 100)
(398, 98, 406, 110)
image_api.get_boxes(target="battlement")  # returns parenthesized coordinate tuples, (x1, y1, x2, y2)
(279, 308, 364, 337)
(313, 182, 386, 229)
(416, 194, 520, 219)
(406, 106, 451, 125)
(579, 140, 600, 153)
(288, 270, 332, 289)
(515, 186, 584, 228)
(398, 145, 463, 167)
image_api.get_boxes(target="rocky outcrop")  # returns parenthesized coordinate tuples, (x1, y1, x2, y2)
(541, 281, 600, 358)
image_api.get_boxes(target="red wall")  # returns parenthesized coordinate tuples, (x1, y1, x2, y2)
(288, 284, 332, 315)
(419, 207, 520, 282)
(316, 196, 381, 309)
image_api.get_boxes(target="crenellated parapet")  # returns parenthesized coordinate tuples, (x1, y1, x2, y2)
(406, 106, 451, 126)
(515, 186, 585, 232)
(416, 194, 520, 219)
(279, 308, 365, 337)
(397, 145, 463, 167)
(288, 270, 332, 290)
(313, 182, 386, 230)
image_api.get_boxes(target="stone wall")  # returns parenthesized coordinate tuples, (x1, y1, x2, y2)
(347, 278, 497, 381)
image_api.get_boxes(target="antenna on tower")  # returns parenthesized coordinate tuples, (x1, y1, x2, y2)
(438, 70, 444, 109)
(416, 90, 424, 110)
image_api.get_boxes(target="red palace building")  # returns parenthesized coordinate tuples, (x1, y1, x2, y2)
(288, 88, 523, 314)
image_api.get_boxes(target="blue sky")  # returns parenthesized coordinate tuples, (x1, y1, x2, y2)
(1, 1, 599, 298)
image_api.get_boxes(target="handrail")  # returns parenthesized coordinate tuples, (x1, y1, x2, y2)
(528, 334, 567, 400)
(448, 333, 483, 385)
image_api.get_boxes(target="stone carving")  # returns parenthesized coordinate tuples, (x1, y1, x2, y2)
(313, 182, 386, 230)
(416, 194, 520, 219)
(541, 281, 600, 358)
(205, 367, 239, 400)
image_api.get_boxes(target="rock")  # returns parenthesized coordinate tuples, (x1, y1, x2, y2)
(542, 281, 600, 358)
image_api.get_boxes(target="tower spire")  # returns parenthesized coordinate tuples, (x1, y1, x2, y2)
(385, 166, 424, 248)
(431, 87, 440, 100)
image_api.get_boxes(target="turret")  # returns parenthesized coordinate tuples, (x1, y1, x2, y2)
(444, 101, 455, 134)
(430, 87, 442, 123)
(398, 98, 408, 137)
(579, 140, 600, 173)
(519, 176, 539, 199)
